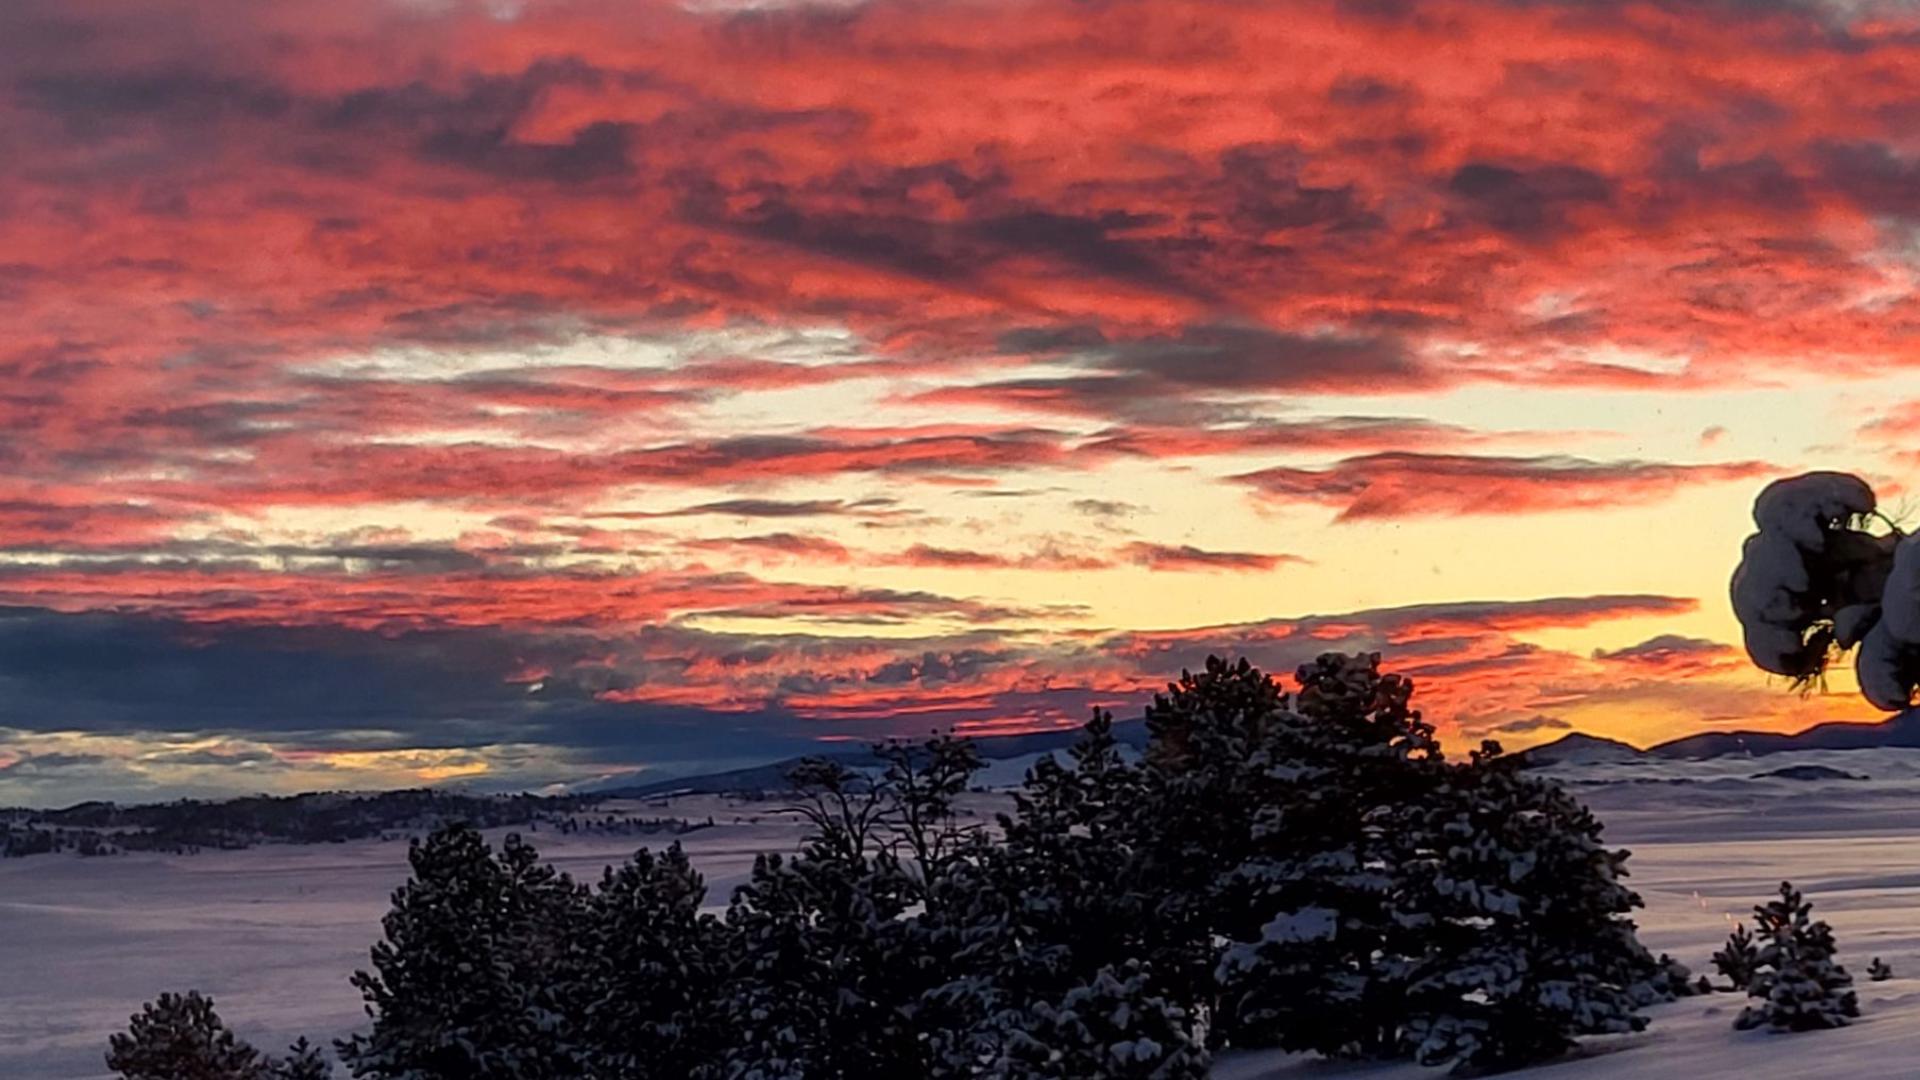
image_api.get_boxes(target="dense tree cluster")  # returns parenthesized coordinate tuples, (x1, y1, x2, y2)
(114, 652, 1671, 1078)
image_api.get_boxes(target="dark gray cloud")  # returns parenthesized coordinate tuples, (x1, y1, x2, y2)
(0, 751, 112, 776)
(1593, 634, 1729, 662)
(680, 159, 1216, 302)
(17, 71, 292, 130)
(630, 497, 903, 519)
(138, 747, 288, 768)
(1447, 162, 1613, 238)
(1070, 498, 1140, 518)
(923, 324, 1433, 423)
(1487, 714, 1572, 735)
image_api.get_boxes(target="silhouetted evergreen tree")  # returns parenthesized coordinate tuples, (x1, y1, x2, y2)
(713, 758, 932, 1079)
(581, 844, 725, 1079)
(1400, 744, 1651, 1071)
(992, 711, 1157, 993)
(106, 992, 267, 1080)
(336, 826, 590, 1079)
(1155, 654, 1654, 1072)
(1185, 654, 1445, 1056)
(270, 1038, 333, 1080)
(921, 710, 1200, 1074)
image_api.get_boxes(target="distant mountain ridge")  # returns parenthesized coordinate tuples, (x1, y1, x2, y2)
(592, 722, 1153, 798)
(608, 706, 1920, 797)
(1516, 707, 1920, 766)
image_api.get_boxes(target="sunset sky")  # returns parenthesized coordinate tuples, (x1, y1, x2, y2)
(9, 0, 1920, 802)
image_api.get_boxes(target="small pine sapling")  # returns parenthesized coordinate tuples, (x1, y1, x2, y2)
(1714, 922, 1760, 991)
(270, 1038, 333, 1080)
(1734, 881, 1860, 1032)
(105, 991, 267, 1080)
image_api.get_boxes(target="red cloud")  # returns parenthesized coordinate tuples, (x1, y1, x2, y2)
(1235, 453, 1772, 519)
(0, 0, 1895, 543)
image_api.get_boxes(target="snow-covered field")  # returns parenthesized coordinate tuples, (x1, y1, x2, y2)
(9, 757, 1920, 1078)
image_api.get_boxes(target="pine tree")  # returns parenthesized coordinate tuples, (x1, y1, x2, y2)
(1400, 744, 1650, 1072)
(1870, 957, 1894, 982)
(269, 1038, 333, 1080)
(991, 711, 1158, 995)
(1735, 881, 1860, 1032)
(1129, 652, 1656, 1069)
(106, 991, 267, 1080)
(335, 825, 591, 1079)
(872, 734, 986, 908)
(580, 844, 724, 1079)
(922, 711, 1199, 1075)
(1191, 653, 1447, 1057)
(713, 759, 925, 1079)
(1714, 923, 1761, 991)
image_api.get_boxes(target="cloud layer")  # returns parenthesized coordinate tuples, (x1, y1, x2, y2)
(5, 0, 1913, 798)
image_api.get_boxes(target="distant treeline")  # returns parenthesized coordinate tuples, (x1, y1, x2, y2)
(0, 789, 703, 858)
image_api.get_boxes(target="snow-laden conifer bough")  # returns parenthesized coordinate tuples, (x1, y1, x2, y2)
(1729, 471, 1920, 708)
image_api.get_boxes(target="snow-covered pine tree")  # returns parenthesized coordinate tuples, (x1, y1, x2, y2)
(105, 991, 267, 1080)
(1735, 881, 1860, 1032)
(1715, 923, 1761, 991)
(1190, 653, 1447, 1057)
(580, 843, 725, 1079)
(989, 710, 1158, 995)
(921, 710, 1200, 1076)
(990, 962, 1209, 1080)
(1870, 957, 1894, 982)
(1141, 654, 1303, 1019)
(269, 1038, 333, 1080)
(713, 759, 925, 1080)
(335, 824, 592, 1079)
(1399, 743, 1650, 1072)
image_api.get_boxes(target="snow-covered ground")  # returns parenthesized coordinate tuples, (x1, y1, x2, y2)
(8, 758, 1920, 1078)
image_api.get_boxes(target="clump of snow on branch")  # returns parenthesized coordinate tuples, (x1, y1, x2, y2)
(1730, 472, 1914, 707)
